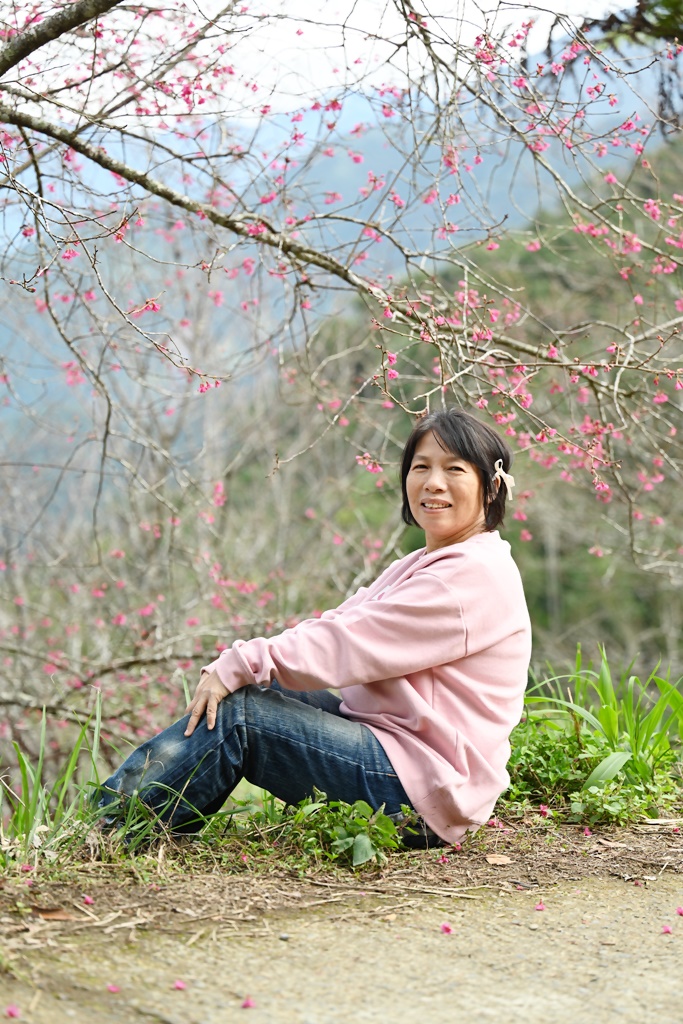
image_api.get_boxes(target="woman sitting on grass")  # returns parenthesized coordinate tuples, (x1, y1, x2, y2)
(98, 409, 531, 847)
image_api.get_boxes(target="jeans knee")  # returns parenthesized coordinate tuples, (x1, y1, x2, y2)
(104, 732, 190, 800)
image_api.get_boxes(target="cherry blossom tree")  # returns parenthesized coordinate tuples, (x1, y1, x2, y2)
(0, 0, 681, 766)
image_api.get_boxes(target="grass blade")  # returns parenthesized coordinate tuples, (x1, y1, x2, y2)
(583, 751, 632, 789)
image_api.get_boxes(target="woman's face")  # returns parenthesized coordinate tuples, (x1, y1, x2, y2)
(406, 431, 486, 552)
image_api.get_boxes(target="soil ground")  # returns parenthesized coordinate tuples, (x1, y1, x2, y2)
(1, 820, 682, 1023)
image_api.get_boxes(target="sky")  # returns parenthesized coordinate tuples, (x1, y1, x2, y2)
(222, 0, 627, 110)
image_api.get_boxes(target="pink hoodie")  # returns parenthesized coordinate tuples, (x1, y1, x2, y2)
(203, 530, 531, 842)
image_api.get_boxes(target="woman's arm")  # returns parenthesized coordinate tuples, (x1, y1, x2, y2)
(184, 572, 401, 735)
(203, 570, 465, 694)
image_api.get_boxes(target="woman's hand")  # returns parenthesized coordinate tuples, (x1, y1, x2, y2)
(184, 670, 230, 736)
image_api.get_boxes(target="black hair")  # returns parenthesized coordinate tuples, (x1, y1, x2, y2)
(400, 409, 513, 531)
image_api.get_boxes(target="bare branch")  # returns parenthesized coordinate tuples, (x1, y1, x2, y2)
(0, 0, 125, 78)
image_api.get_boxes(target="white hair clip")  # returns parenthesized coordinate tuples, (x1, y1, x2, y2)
(492, 459, 515, 500)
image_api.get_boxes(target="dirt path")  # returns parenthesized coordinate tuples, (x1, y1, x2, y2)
(2, 824, 681, 1022)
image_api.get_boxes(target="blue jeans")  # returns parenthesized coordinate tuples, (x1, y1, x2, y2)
(97, 682, 415, 830)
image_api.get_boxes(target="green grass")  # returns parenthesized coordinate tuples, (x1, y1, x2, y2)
(506, 645, 683, 822)
(1, 693, 103, 864)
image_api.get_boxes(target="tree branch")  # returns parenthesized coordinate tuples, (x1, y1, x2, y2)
(0, 102, 390, 303)
(0, 0, 125, 78)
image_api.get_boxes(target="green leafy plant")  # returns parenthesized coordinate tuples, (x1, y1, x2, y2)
(228, 790, 404, 867)
(505, 646, 683, 823)
(505, 720, 612, 805)
(526, 646, 682, 784)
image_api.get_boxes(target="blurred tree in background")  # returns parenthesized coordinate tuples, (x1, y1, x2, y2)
(582, 0, 682, 44)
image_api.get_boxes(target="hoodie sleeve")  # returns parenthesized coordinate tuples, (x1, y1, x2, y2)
(202, 570, 466, 693)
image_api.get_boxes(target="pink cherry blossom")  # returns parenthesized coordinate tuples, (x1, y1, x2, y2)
(241, 996, 256, 1008)
(440, 922, 453, 933)
(535, 901, 545, 911)
(106, 985, 120, 993)
(661, 925, 673, 934)
(355, 453, 383, 474)
(643, 199, 661, 221)
(173, 980, 187, 990)
(83, 894, 94, 905)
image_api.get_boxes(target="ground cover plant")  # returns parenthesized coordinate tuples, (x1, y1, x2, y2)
(507, 646, 683, 823)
